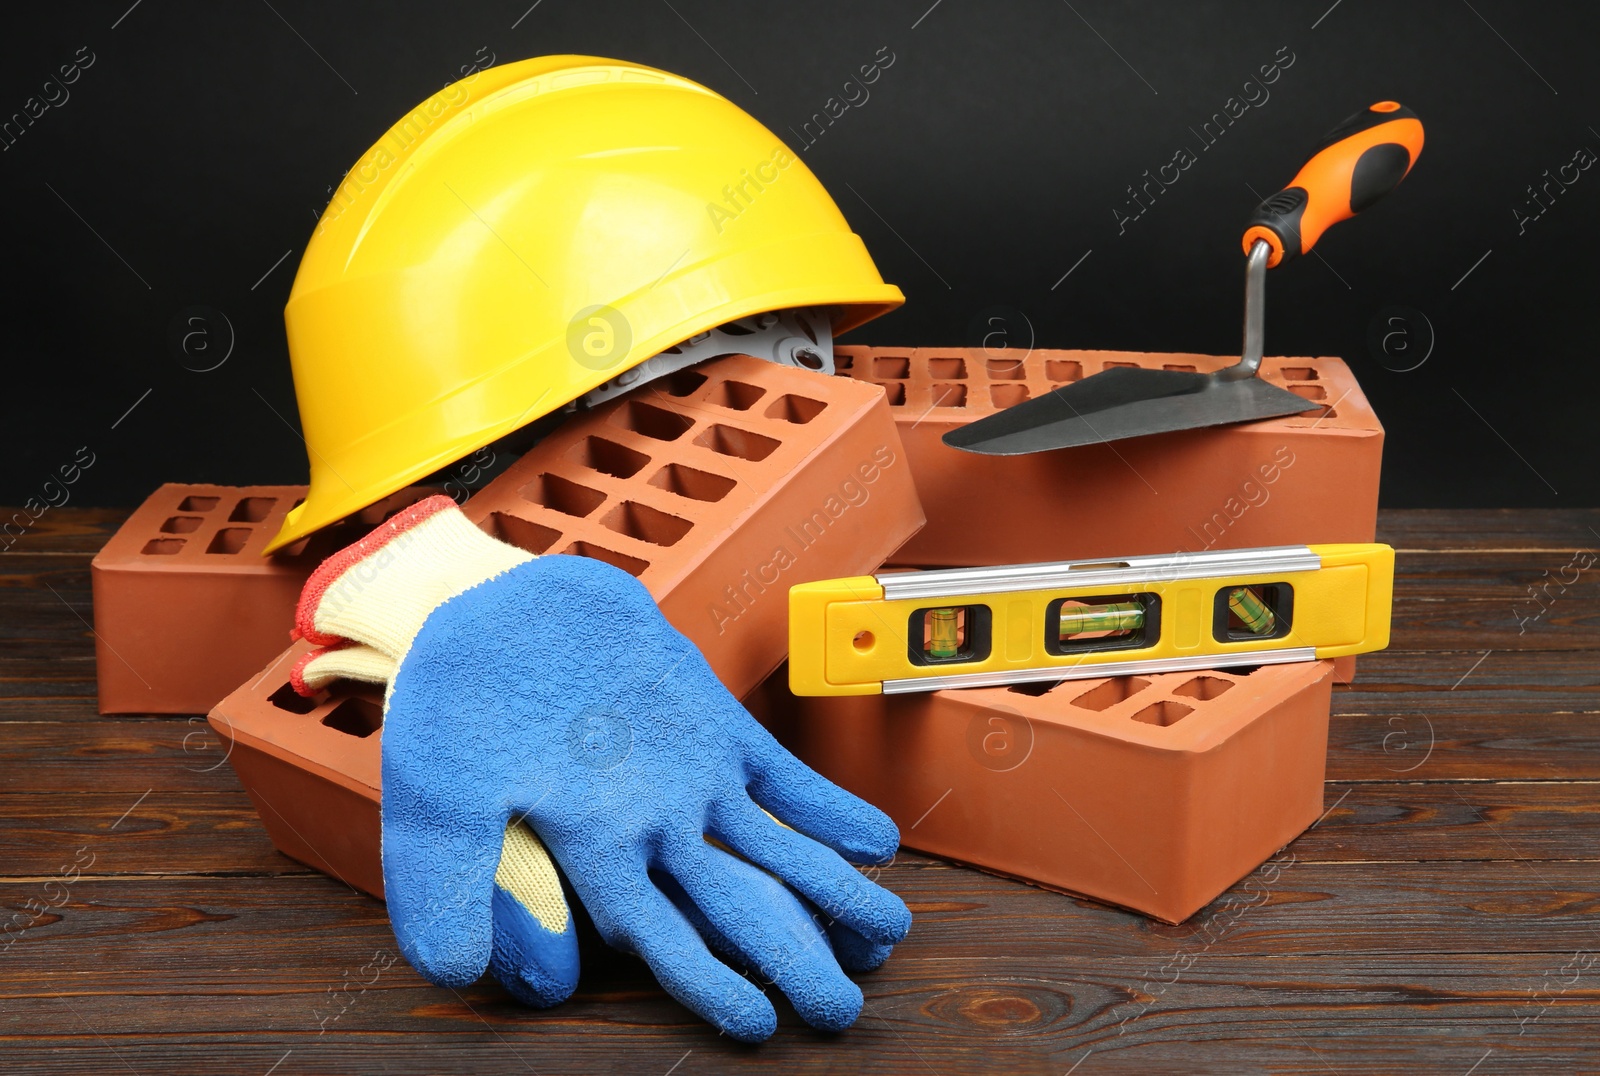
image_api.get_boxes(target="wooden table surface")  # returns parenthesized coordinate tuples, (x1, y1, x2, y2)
(3, 507, 1596, 1074)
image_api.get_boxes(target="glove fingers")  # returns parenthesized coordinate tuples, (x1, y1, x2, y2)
(741, 732, 902, 864)
(381, 788, 502, 988)
(710, 800, 911, 947)
(826, 921, 894, 974)
(661, 840, 863, 1033)
(594, 873, 779, 1043)
(487, 822, 580, 1007)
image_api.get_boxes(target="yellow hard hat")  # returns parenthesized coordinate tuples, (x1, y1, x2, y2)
(265, 55, 903, 554)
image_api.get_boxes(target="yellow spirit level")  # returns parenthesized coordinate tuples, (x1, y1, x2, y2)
(788, 544, 1393, 695)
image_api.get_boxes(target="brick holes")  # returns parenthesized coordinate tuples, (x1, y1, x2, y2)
(178, 495, 219, 512)
(704, 380, 766, 411)
(928, 357, 967, 379)
(322, 697, 382, 738)
(1289, 384, 1327, 401)
(601, 501, 693, 547)
(1280, 367, 1318, 380)
(985, 357, 1026, 380)
(484, 512, 562, 554)
(612, 401, 693, 442)
(1163, 364, 1198, 373)
(764, 394, 828, 424)
(561, 541, 649, 578)
(660, 369, 707, 397)
(141, 538, 185, 556)
(268, 682, 319, 715)
(1071, 677, 1151, 712)
(519, 474, 606, 518)
(207, 528, 252, 554)
(648, 463, 736, 502)
(567, 436, 650, 479)
(1131, 700, 1194, 727)
(695, 424, 780, 462)
(881, 383, 906, 405)
(161, 516, 203, 534)
(1045, 360, 1083, 382)
(990, 385, 1029, 408)
(1172, 676, 1234, 701)
(874, 357, 910, 378)
(931, 384, 968, 408)
(229, 497, 276, 522)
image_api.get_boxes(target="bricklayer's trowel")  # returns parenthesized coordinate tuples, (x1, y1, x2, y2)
(945, 102, 1424, 456)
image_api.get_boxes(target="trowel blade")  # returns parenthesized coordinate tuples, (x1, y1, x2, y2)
(942, 366, 1321, 456)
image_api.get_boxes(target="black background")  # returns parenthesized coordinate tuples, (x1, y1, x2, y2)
(2, 0, 1595, 508)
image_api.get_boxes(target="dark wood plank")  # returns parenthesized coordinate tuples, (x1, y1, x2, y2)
(2, 866, 1597, 1073)
(2, 506, 1597, 1071)
(4, 778, 1595, 878)
(0, 792, 299, 875)
(1329, 711, 1600, 780)
(1379, 507, 1600, 550)
(0, 717, 233, 794)
(0, 507, 126, 555)
(1337, 648, 1600, 712)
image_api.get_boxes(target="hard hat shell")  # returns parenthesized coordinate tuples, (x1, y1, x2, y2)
(265, 55, 903, 554)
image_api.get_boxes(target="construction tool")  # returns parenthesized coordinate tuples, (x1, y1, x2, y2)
(944, 101, 1424, 455)
(788, 543, 1393, 695)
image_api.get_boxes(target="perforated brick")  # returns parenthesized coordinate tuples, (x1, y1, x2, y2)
(210, 355, 925, 895)
(91, 484, 426, 714)
(459, 354, 925, 696)
(749, 659, 1336, 924)
(833, 346, 1379, 684)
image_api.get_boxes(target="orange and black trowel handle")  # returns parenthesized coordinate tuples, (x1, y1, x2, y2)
(1242, 101, 1424, 267)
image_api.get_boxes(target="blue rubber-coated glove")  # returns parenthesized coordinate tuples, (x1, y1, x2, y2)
(295, 639, 579, 1008)
(295, 496, 910, 1040)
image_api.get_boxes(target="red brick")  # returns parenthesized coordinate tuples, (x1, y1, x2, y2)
(91, 484, 425, 714)
(834, 346, 1379, 684)
(749, 659, 1335, 924)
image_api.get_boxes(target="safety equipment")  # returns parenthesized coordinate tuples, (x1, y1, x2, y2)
(295, 645, 893, 1015)
(297, 628, 582, 1009)
(266, 55, 904, 554)
(293, 496, 911, 1040)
